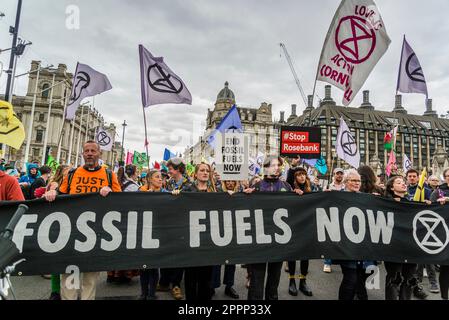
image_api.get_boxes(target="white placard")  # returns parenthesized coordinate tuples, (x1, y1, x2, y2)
(214, 132, 249, 181)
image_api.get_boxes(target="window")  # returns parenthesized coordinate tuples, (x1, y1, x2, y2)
(42, 84, 50, 99)
(332, 128, 338, 137)
(420, 121, 432, 129)
(33, 148, 40, 157)
(39, 113, 45, 122)
(386, 118, 399, 125)
(36, 130, 43, 143)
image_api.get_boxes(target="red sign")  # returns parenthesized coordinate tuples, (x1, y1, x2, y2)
(282, 131, 310, 143)
(281, 143, 321, 154)
(280, 127, 321, 159)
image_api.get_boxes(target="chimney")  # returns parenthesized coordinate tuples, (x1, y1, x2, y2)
(360, 90, 374, 110)
(395, 95, 402, 109)
(426, 99, 432, 112)
(393, 94, 407, 114)
(291, 104, 297, 116)
(325, 85, 332, 99)
(280, 111, 285, 123)
(307, 95, 314, 108)
(320, 85, 336, 107)
(424, 98, 438, 118)
(363, 91, 369, 104)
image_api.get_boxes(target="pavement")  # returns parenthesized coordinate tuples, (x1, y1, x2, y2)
(9, 260, 443, 300)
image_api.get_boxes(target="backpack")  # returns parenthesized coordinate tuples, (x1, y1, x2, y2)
(121, 180, 135, 191)
(20, 184, 33, 200)
(65, 167, 113, 194)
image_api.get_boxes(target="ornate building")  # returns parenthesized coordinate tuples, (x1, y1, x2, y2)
(288, 85, 449, 177)
(184, 82, 280, 164)
(1, 61, 120, 168)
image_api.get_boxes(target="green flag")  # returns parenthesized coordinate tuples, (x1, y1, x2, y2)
(186, 163, 195, 176)
(46, 155, 59, 173)
(133, 152, 148, 168)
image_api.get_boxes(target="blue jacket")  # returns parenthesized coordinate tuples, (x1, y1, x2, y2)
(19, 163, 39, 185)
(407, 184, 432, 201)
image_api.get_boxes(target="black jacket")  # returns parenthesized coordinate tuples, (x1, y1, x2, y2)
(430, 183, 449, 202)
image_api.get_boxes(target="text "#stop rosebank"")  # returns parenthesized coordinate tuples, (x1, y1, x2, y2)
(282, 131, 320, 154)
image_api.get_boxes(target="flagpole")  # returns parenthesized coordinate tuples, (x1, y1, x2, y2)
(328, 152, 335, 187)
(396, 35, 406, 96)
(56, 88, 70, 164)
(41, 74, 55, 165)
(74, 105, 86, 167)
(143, 108, 150, 168)
(67, 119, 75, 165)
(311, 0, 345, 108)
(85, 100, 92, 143)
(22, 63, 41, 172)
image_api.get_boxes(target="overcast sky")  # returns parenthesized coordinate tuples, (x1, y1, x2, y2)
(1, 0, 449, 162)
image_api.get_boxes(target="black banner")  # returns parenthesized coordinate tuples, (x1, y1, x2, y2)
(1, 192, 449, 275)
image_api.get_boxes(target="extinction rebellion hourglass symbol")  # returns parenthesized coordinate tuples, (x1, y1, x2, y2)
(147, 63, 184, 94)
(96, 131, 111, 147)
(341, 131, 358, 156)
(335, 16, 377, 65)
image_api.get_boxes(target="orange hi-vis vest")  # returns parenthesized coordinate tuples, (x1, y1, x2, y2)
(59, 166, 122, 195)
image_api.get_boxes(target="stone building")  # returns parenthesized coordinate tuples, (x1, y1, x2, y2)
(184, 82, 280, 165)
(288, 85, 449, 177)
(1, 61, 120, 169)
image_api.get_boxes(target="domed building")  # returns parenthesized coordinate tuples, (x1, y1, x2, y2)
(184, 82, 280, 165)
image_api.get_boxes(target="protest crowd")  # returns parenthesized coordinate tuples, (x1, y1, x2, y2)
(1, 140, 449, 301)
(0, 0, 448, 304)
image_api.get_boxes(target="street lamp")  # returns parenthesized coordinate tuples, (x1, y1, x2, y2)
(121, 120, 127, 165)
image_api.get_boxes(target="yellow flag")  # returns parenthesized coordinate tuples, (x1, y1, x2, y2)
(413, 168, 427, 202)
(0, 100, 25, 150)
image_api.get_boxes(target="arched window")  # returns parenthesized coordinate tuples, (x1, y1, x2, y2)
(42, 83, 50, 99)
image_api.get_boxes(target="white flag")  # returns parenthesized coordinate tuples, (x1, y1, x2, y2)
(139, 45, 192, 108)
(397, 36, 428, 97)
(65, 63, 112, 120)
(316, 0, 391, 105)
(248, 158, 260, 176)
(403, 154, 413, 173)
(336, 117, 360, 169)
(95, 127, 114, 151)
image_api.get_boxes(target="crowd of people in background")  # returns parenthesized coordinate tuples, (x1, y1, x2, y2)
(1, 141, 449, 301)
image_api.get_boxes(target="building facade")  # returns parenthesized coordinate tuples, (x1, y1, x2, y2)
(184, 82, 280, 164)
(1, 61, 120, 169)
(288, 85, 449, 178)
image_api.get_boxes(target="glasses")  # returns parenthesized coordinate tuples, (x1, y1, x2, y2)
(348, 179, 361, 183)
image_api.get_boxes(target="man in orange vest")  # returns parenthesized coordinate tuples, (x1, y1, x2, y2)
(44, 140, 121, 300)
